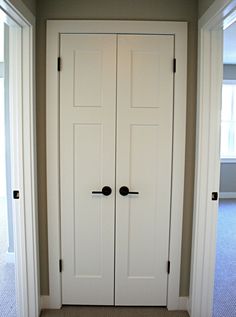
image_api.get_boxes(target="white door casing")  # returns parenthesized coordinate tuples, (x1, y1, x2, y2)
(115, 35, 174, 305)
(46, 21, 187, 310)
(0, 1, 39, 316)
(190, 1, 236, 316)
(60, 34, 117, 305)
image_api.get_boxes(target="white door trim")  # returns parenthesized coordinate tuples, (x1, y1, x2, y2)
(46, 20, 187, 310)
(189, 1, 236, 316)
(0, 1, 39, 317)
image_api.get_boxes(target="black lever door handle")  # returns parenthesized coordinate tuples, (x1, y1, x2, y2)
(92, 186, 112, 196)
(119, 186, 139, 196)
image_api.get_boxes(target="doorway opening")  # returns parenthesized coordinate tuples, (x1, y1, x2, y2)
(213, 21, 236, 317)
(0, 12, 18, 317)
(189, 1, 236, 316)
(0, 1, 39, 316)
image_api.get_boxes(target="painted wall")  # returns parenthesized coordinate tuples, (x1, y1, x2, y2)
(223, 64, 236, 80)
(21, 0, 36, 14)
(37, 0, 198, 296)
(220, 164, 236, 192)
(8, 0, 36, 15)
(198, 0, 215, 17)
(220, 64, 236, 193)
(9, 0, 37, 16)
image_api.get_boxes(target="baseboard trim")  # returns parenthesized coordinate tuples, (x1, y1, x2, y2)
(41, 295, 189, 311)
(220, 192, 236, 199)
(178, 297, 189, 311)
(187, 297, 191, 316)
(41, 296, 51, 309)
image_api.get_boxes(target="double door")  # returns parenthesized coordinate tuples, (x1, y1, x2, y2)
(60, 33, 174, 306)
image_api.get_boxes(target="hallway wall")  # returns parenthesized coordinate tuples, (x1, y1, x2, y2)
(21, 0, 36, 15)
(8, 0, 36, 15)
(198, 0, 215, 17)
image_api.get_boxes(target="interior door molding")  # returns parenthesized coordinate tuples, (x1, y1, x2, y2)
(190, 1, 236, 316)
(46, 20, 187, 310)
(0, 1, 39, 316)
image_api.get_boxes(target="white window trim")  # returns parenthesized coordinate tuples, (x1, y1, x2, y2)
(0, 1, 39, 317)
(46, 20, 187, 310)
(190, 0, 236, 317)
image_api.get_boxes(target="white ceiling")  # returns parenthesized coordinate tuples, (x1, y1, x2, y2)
(224, 22, 236, 64)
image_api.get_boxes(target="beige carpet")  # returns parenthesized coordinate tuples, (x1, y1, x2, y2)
(41, 306, 189, 317)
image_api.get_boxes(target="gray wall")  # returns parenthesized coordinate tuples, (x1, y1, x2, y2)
(224, 64, 236, 80)
(198, 0, 215, 17)
(22, 0, 36, 15)
(37, 0, 198, 296)
(9, 0, 37, 16)
(220, 164, 236, 192)
(220, 64, 236, 193)
(8, 0, 36, 15)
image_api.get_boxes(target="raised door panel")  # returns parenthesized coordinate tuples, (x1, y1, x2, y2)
(115, 35, 174, 306)
(131, 51, 161, 108)
(74, 50, 102, 107)
(60, 34, 116, 305)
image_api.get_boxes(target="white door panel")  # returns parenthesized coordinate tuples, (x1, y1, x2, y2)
(60, 33, 174, 306)
(115, 35, 174, 305)
(60, 34, 117, 305)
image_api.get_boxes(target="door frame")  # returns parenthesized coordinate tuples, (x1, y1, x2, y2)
(46, 20, 187, 310)
(0, 0, 39, 317)
(189, 0, 236, 316)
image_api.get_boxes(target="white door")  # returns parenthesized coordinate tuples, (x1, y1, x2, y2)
(60, 33, 174, 306)
(60, 34, 117, 305)
(115, 35, 174, 305)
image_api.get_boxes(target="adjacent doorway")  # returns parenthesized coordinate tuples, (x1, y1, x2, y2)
(0, 16, 16, 317)
(0, 1, 38, 317)
(190, 1, 236, 317)
(213, 22, 236, 317)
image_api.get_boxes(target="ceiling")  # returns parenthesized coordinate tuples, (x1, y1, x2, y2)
(224, 22, 236, 64)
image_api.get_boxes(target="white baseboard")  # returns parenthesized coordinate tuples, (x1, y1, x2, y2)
(40, 296, 51, 309)
(220, 192, 236, 199)
(6, 252, 15, 263)
(41, 295, 189, 311)
(187, 297, 191, 315)
(178, 297, 189, 311)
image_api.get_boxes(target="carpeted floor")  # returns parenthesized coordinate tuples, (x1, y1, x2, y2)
(0, 263, 16, 317)
(213, 199, 236, 317)
(0, 197, 16, 317)
(41, 306, 189, 317)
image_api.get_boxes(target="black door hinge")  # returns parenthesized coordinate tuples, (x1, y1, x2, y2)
(13, 190, 20, 199)
(173, 58, 176, 73)
(58, 57, 61, 71)
(212, 192, 218, 201)
(59, 259, 62, 272)
(167, 261, 170, 274)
